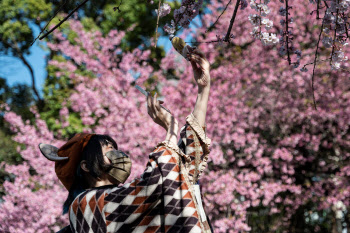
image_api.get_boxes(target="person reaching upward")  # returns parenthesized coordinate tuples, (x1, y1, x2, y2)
(39, 48, 212, 233)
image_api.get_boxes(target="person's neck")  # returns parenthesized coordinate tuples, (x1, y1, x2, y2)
(94, 179, 113, 187)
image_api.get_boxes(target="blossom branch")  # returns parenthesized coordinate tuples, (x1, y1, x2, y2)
(154, 0, 162, 48)
(39, 0, 90, 40)
(279, 1, 301, 68)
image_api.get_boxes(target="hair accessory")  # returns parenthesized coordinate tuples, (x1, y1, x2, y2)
(39, 143, 68, 161)
(38, 133, 94, 190)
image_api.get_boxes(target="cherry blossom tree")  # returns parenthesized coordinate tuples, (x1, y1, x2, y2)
(157, 0, 350, 231)
(0, 20, 156, 233)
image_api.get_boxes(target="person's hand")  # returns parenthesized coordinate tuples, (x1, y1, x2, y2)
(147, 93, 177, 131)
(187, 47, 211, 91)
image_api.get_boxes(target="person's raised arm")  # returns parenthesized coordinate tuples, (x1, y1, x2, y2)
(187, 48, 211, 127)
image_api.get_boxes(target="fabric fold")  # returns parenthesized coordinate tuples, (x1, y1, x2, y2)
(185, 113, 211, 182)
(186, 113, 211, 154)
(156, 140, 191, 164)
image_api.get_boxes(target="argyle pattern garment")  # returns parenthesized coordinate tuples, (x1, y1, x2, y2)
(178, 114, 211, 185)
(69, 114, 211, 233)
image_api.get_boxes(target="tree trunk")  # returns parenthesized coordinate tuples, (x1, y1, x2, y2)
(19, 54, 44, 110)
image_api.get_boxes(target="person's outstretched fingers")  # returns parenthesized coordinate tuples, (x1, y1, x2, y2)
(192, 54, 205, 66)
(190, 58, 199, 71)
(147, 93, 155, 118)
(147, 93, 152, 108)
(150, 94, 157, 113)
(191, 49, 206, 58)
(153, 93, 161, 111)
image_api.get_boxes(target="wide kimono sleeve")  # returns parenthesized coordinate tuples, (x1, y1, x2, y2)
(69, 136, 211, 232)
(178, 113, 211, 184)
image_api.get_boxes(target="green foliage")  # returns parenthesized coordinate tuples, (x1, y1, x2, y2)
(0, 0, 52, 54)
(0, 78, 27, 187)
(0, 129, 23, 164)
(0, 128, 23, 197)
(0, 77, 34, 122)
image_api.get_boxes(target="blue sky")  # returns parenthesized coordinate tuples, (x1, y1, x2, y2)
(0, 29, 172, 97)
(0, 27, 48, 97)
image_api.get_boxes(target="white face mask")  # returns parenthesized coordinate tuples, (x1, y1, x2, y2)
(105, 150, 132, 184)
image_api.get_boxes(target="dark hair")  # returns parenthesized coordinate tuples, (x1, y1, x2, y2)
(63, 134, 118, 214)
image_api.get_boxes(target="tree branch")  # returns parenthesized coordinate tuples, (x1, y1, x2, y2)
(39, 0, 90, 40)
(18, 54, 44, 108)
(285, 0, 291, 65)
(224, 0, 241, 42)
(2, 40, 44, 109)
(310, 21, 324, 110)
(330, 1, 339, 67)
(206, 0, 233, 33)
(31, 0, 68, 46)
(154, 0, 162, 48)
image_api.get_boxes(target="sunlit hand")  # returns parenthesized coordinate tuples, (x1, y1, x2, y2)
(147, 93, 177, 131)
(187, 47, 211, 91)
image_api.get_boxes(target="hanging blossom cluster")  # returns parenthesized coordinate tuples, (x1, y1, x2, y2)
(320, 0, 350, 70)
(278, 0, 302, 69)
(248, 0, 279, 46)
(163, 0, 204, 36)
(155, 3, 171, 18)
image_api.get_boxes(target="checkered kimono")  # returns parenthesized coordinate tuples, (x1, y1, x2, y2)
(69, 114, 212, 233)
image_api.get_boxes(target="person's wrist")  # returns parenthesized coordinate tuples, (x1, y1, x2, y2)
(162, 116, 178, 131)
(167, 119, 179, 133)
(198, 83, 211, 94)
(165, 121, 179, 144)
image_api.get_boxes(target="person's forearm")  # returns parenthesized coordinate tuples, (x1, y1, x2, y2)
(192, 84, 210, 127)
(164, 119, 179, 145)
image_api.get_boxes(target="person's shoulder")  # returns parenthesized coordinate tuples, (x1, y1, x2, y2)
(70, 187, 109, 215)
(69, 187, 110, 230)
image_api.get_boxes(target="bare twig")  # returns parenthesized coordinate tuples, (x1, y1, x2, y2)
(154, 0, 162, 48)
(39, 0, 90, 40)
(285, 0, 292, 65)
(206, 0, 233, 33)
(330, 1, 339, 67)
(345, 21, 349, 39)
(301, 58, 330, 67)
(224, 0, 241, 42)
(310, 21, 324, 110)
(113, 0, 123, 12)
(316, 0, 320, 20)
(185, 40, 222, 44)
(31, 0, 68, 46)
(323, 0, 329, 9)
